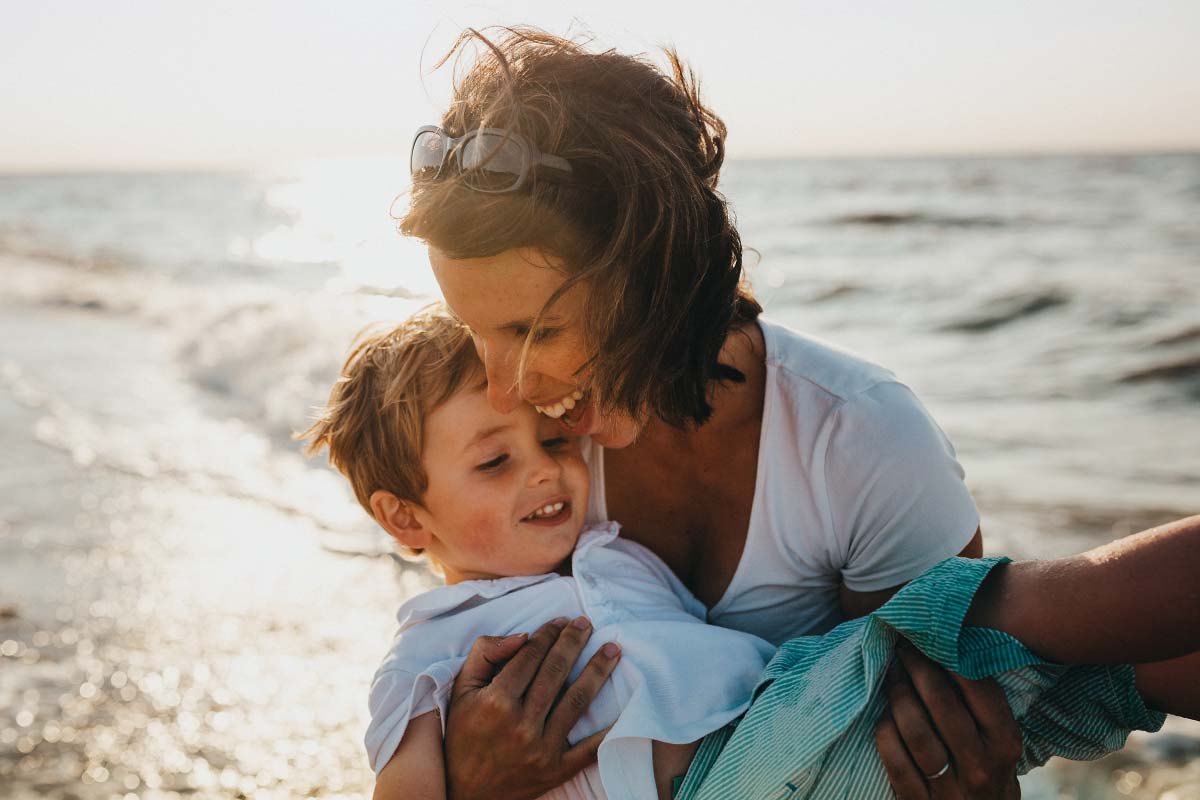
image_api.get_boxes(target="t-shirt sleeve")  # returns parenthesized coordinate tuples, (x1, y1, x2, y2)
(363, 660, 461, 775)
(822, 381, 980, 593)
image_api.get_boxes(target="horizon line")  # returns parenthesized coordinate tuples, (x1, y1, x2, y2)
(3, 144, 1198, 177)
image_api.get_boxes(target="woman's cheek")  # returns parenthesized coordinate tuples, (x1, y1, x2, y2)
(539, 334, 590, 387)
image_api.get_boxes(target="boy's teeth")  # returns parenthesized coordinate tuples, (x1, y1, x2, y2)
(527, 501, 566, 519)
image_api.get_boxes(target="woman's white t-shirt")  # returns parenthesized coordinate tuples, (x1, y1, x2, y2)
(582, 316, 980, 645)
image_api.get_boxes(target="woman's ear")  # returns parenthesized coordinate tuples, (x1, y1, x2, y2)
(370, 490, 432, 550)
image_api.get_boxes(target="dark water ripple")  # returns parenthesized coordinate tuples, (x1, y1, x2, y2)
(940, 290, 1070, 333)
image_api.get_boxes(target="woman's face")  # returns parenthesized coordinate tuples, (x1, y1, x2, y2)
(430, 246, 644, 448)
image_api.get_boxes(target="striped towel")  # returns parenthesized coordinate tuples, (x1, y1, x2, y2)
(676, 557, 1165, 800)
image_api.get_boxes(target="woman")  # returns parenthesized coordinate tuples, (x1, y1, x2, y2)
(401, 27, 1022, 799)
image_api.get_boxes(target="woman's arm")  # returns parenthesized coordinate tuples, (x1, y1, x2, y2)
(442, 618, 621, 800)
(965, 515, 1200, 664)
(373, 711, 446, 800)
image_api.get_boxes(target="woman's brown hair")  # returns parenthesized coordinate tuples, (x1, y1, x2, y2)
(400, 26, 760, 428)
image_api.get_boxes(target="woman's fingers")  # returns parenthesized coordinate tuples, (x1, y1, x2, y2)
(450, 630, 531, 704)
(560, 724, 613, 778)
(884, 659, 955, 783)
(523, 617, 596, 722)
(896, 643, 989, 784)
(489, 618, 571, 698)
(882, 641, 1022, 799)
(948, 672, 1024, 774)
(874, 709, 932, 800)
(545, 640, 622, 744)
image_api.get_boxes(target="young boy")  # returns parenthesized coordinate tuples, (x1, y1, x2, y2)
(302, 306, 1198, 800)
(301, 307, 774, 800)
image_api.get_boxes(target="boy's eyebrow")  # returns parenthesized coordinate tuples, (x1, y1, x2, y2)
(464, 423, 514, 452)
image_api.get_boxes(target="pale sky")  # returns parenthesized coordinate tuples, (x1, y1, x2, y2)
(2, 0, 1198, 171)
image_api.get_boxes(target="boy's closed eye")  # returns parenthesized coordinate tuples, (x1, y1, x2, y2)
(476, 454, 508, 471)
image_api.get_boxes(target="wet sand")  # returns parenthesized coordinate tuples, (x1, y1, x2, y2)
(1, 292, 1197, 798)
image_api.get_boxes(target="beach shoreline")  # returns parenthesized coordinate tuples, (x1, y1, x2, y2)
(2, 151, 1198, 797)
(0, 293, 434, 798)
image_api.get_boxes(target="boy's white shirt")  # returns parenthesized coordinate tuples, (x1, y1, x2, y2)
(365, 521, 776, 800)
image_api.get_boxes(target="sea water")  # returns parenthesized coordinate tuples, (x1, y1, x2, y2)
(1, 153, 1197, 797)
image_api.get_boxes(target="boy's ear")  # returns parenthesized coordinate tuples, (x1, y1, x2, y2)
(369, 490, 432, 550)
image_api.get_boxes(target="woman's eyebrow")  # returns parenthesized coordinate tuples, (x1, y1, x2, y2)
(498, 315, 562, 333)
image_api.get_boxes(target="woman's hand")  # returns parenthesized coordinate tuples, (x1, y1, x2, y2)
(874, 641, 1023, 799)
(443, 617, 622, 800)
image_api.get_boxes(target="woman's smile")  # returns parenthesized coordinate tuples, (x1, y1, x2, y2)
(534, 389, 584, 419)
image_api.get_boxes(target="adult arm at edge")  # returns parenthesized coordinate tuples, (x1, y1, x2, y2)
(964, 515, 1200, 719)
(964, 515, 1200, 665)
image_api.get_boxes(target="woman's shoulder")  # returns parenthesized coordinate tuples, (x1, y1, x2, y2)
(756, 316, 899, 403)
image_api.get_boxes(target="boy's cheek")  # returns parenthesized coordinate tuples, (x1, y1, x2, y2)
(565, 458, 591, 507)
(460, 508, 512, 554)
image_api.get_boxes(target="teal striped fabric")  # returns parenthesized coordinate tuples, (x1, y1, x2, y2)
(676, 557, 1166, 800)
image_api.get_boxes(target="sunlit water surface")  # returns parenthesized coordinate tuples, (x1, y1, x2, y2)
(1, 153, 1198, 798)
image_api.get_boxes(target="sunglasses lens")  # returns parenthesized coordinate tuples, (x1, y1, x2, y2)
(410, 131, 445, 179)
(461, 133, 525, 190)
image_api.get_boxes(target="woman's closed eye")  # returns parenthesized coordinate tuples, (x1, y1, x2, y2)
(513, 324, 559, 343)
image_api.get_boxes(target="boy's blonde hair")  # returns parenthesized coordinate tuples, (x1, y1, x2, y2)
(299, 304, 479, 562)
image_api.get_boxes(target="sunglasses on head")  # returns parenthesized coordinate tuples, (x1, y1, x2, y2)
(409, 126, 573, 193)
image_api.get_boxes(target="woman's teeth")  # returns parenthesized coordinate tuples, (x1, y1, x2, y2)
(536, 390, 584, 419)
(525, 501, 566, 520)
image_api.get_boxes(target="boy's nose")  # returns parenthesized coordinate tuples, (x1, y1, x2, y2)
(527, 450, 562, 487)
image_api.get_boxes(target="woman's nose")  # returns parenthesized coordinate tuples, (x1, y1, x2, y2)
(479, 341, 522, 414)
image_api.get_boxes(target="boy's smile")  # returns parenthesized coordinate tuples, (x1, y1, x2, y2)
(405, 376, 590, 584)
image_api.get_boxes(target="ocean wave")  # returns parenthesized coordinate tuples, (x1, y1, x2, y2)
(1151, 325, 1200, 347)
(175, 291, 424, 447)
(0, 232, 138, 274)
(825, 211, 1012, 228)
(940, 289, 1069, 333)
(768, 281, 864, 305)
(1, 252, 163, 316)
(1118, 354, 1200, 385)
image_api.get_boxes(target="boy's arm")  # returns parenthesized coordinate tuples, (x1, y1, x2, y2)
(373, 711, 446, 800)
(965, 515, 1200, 665)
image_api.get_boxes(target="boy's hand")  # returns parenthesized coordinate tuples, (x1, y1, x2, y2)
(444, 617, 621, 800)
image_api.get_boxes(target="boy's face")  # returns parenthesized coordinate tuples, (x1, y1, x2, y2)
(412, 376, 590, 583)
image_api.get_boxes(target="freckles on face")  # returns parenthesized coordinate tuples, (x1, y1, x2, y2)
(429, 247, 590, 402)
(415, 382, 589, 580)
